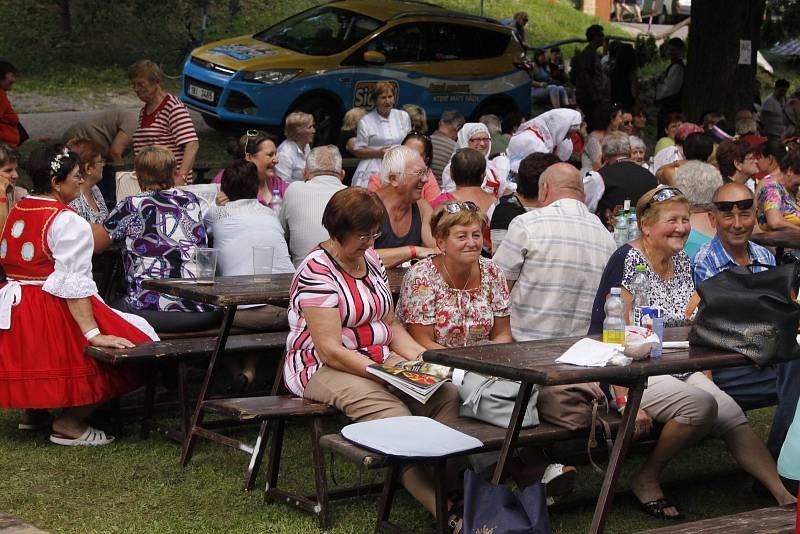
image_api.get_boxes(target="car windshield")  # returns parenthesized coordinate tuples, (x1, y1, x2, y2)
(254, 6, 381, 56)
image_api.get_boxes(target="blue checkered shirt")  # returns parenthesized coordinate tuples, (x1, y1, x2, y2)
(693, 235, 775, 285)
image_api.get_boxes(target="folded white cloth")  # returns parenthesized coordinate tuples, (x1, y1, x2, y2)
(342, 416, 483, 457)
(555, 338, 624, 367)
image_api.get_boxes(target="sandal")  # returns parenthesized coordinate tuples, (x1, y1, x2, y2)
(49, 426, 115, 447)
(636, 497, 685, 520)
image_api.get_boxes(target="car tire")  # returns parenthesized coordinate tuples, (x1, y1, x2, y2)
(289, 95, 341, 146)
(470, 96, 518, 123)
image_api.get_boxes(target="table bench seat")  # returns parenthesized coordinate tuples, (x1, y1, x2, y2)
(85, 331, 288, 364)
(203, 395, 339, 420)
(636, 504, 797, 533)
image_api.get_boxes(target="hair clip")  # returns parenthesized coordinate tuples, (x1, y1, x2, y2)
(50, 147, 70, 175)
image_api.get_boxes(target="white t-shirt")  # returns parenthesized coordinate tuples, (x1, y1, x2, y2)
(203, 198, 295, 277)
(351, 109, 411, 188)
(274, 139, 310, 183)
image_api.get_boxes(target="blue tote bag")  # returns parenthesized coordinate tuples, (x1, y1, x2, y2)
(462, 470, 552, 534)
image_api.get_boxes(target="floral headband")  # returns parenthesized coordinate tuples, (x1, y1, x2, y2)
(50, 147, 70, 176)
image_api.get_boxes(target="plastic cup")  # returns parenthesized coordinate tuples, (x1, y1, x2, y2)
(253, 246, 274, 282)
(195, 248, 217, 285)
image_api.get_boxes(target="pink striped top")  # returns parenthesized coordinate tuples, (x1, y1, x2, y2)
(283, 247, 394, 397)
(133, 94, 198, 173)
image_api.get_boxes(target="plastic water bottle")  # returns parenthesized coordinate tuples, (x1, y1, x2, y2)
(627, 213, 640, 240)
(603, 287, 626, 344)
(629, 264, 650, 325)
(269, 188, 282, 212)
(613, 209, 628, 247)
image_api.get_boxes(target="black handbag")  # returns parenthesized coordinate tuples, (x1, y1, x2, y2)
(688, 262, 800, 366)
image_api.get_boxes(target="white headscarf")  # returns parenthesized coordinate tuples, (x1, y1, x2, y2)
(506, 109, 582, 169)
(441, 123, 508, 194)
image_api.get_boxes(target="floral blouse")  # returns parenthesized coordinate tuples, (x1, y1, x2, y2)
(756, 174, 800, 230)
(69, 185, 108, 224)
(396, 256, 510, 347)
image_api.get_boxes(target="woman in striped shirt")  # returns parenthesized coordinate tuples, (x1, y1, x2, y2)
(284, 187, 461, 525)
(128, 60, 199, 185)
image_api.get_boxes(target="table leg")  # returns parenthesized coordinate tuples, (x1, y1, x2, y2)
(589, 376, 647, 534)
(491, 382, 534, 485)
(180, 304, 238, 467)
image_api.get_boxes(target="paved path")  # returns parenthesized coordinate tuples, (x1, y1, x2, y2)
(18, 108, 212, 143)
(0, 513, 47, 533)
(610, 21, 689, 41)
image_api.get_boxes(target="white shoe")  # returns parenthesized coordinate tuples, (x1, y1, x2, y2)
(541, 463, 576, 506)
(49, 426, 115, 446)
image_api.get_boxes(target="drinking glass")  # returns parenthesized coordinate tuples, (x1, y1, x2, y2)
(253, 246, 274, 282)
(195, 248, 218, 285)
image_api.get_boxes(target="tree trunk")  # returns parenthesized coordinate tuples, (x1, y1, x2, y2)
(683, 0, 766, 122)
(55, 0, 72, 35)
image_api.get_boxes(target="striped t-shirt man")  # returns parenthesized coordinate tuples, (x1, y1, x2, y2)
(132, 93, 198, 176)
(493, 198, 616, 341)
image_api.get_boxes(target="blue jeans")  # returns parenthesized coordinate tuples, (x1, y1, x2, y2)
(714, 360, 800, 458)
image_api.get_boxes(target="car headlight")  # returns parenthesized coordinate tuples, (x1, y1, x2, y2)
(242, 69, 302, 84)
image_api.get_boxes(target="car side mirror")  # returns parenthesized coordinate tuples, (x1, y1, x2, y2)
(363, 51, 386, 65)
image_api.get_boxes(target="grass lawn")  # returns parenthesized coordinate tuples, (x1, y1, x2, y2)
(0, 397, 784, 533)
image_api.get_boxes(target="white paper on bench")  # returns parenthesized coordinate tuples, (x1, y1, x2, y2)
(555, 338, 623, 367)
(342, 416, 483, 458)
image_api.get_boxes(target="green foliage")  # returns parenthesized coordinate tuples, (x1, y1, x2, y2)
(635, 34, 658, 67)
(762, 0, 800, 47)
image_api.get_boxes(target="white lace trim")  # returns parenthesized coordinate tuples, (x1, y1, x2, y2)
(42, 271, 97, 299)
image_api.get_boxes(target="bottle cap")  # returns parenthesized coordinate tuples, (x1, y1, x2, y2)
(610, 287, 621, 295)
(635, 264, 647, 273)
(623, 199, 631, 211)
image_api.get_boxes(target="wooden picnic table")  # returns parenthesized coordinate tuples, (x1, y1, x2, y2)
(141, 268, 407, 470)
(423, 326, 754, 534)
(141, 269, 407, 307)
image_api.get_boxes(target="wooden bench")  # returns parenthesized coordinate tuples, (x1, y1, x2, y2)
(85, 331, 288, 442)
(320, 416, 622, 534)
(636, 504, 797, 533)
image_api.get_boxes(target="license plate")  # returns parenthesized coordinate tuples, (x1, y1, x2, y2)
(188, 84, 215, 103)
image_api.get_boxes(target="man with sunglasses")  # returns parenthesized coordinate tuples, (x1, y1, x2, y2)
(694, 182, 800, 459)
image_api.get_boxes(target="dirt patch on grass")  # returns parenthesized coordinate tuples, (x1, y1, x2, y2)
(9, 91, 140, 114)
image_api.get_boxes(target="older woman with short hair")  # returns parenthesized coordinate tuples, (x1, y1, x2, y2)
(629, 135, 650, 171)
(672, 160, 723, 258)
(350, 82, 412, 188)
(402, 104, 428, 133)
(286, 187, 461, 524)
(94, 146, 220, 332)
(128, 59, 198, 184)
(65, 138, 109, 224)
(275, 111, 315, 183)
(716, 139, 759, 188)
(374, 145, 438, 267)
(589, 186, 795, 519)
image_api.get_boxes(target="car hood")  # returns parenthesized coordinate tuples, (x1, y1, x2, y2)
(193, 36, 303, 70)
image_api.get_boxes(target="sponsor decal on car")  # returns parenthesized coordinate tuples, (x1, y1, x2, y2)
(353, 80, 400, 109)
(209, 44, 277, 61)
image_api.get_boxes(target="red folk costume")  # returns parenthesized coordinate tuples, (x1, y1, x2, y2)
(0, 196, 157, 409)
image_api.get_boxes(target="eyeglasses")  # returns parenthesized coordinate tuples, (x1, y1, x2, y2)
(443, 201, 479, 214)
(402, 168, 429, 180)
(642, 187, 683, 213)
(470, 137, 491, 144)
(357, 231, 382, 242)
(712, 199, 754, 212)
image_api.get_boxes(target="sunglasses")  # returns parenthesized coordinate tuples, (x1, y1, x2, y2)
(712, 199, 754, 212)
(443, 201, 479, 214)
(244, 129, 261, 153)
(643, 187, 683, 213)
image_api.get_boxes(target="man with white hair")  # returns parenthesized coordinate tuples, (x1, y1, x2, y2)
(595, 131, 657, 223)
(373, 145, 438, 268)
(494, 163, 616, 340)
(280, 145, 347, 267)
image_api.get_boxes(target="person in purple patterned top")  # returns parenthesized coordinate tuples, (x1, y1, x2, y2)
(94, 146, 221, 332)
